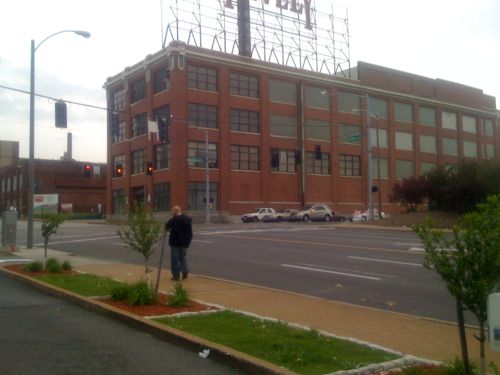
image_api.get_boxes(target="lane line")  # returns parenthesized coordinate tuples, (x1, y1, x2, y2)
(35, 235, 119, 246)
(394, 242, 423, 247)
(348, 256, 423, 267)
(409, 247, 425, 252)
(282, 263, 381, 280)
(0, 259, 33, 263)
(192, 239, 214, 243)
(300, 262, 398, 278)
(198, 227, 330, 235)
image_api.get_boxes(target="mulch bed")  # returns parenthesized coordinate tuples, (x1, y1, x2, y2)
(3, 264, 218, 317)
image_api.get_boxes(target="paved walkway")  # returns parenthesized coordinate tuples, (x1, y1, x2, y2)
(7, 247, 500, 367)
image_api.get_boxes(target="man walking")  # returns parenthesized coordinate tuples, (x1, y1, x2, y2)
(165, 205, 193, 281)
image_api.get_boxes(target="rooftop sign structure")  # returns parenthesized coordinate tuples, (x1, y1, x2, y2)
(162, 0, 351, 76)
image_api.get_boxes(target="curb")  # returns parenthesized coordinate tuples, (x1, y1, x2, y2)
(0, 266, 297, 375)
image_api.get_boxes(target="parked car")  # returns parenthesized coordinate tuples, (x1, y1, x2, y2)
(293, 204, 333, 222)
(241, 208, 276, 223)
(349, 208, 386, 222)
(263, 209, 298, 222)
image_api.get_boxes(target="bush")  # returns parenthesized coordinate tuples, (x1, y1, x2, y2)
(110, 284, 131, 301)
(24, 261, 44, 273)
(168, 282, 190, 307)
(442, 358, 478, 375)
(61, 261, 73, 271)
(127, 281, 157, 306)
(45, 258, 63, 273)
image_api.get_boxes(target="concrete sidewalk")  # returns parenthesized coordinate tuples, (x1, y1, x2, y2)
(9, 247, 500, 367)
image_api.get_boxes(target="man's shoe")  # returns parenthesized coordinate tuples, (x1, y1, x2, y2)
(182, 272, 188, 279)
(171, 276, 180, 281)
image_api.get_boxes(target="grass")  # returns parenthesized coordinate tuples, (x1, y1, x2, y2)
(34, 273, 123, 297)
(155, 310, 398, 375)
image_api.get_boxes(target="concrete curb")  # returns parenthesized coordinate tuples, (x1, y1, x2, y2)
(0, 266, 297, 375)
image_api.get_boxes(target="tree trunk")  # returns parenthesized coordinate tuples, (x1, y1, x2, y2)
(478, 319, 486, 375)
(44, 239, 48, 260)
(456, 298, 470, 374)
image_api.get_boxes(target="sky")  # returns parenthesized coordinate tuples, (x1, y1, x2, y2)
(1, 0, 499, 163)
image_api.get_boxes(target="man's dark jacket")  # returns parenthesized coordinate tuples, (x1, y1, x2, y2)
(165, 214, 193, 247)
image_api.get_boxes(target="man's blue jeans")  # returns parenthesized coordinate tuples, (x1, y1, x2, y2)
(170, 246, 188, 278)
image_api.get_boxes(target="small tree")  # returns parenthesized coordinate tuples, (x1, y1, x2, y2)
(415, 195, 500, 375)
(117, 203, 162, 285)
(389, 176, 429, 212)
(40, 213, 65, 260)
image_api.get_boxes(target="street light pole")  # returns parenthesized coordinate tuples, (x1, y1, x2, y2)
(365, 95, 374, 221)
(204, 129, 210, 224)
(27, 30, 91, 249)
(374, 114, 382, 217)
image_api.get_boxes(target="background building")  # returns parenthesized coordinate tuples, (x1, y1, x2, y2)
(104, 42, 498, 218)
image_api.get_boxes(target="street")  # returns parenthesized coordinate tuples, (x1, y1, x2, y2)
(8, 220, 462, 322)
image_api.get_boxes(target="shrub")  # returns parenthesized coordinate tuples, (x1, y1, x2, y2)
(168, 282, 190, 307)
(126, 281, 157, 306)
(61, 261, 73, 271)
(45, 258, 63, 273)
(24, 261, 44, 273)
(110, 284, 131, 301)
(442, 358, 478, 375)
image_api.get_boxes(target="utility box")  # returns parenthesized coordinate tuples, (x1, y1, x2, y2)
(488, 292, 500, 352)
(1, 211, 17, 251)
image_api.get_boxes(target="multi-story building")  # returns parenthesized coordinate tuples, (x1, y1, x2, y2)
(104, 41, 498, 218)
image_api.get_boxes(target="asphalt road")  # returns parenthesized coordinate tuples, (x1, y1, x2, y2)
(0, 271, 240, 375)
(9, 220, 464, 323)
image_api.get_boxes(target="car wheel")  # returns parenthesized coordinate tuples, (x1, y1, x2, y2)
(324, 214, 331, 222)
(340, 217, 346, 222)
(252, 216, 259, 223)
(276, 216, 283, 222)
(362, 216, 367, 221)
(302, 214, 310, 222)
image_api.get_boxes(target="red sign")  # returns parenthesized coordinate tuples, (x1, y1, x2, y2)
(225, 0, 313, 30)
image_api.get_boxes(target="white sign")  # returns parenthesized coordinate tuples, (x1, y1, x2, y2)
(33, 194, 59, 213)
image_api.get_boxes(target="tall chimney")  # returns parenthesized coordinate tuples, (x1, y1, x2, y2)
(237, 0, 251, 57)
(67, 132, 72, 161)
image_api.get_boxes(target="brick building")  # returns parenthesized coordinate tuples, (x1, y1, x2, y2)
(104, 42, 499, 218)
(0, 158, 107, 216)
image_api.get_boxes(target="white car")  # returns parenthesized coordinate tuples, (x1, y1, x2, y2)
(294, 204, 333, 222)
(350, 208, 386, 222)
(241, 208, 276, 223)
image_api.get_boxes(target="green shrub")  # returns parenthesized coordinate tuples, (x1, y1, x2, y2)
(45, 258, 62, 273)
(490, 362, 500, 375)
(24, 261, 44, 273)
(61, 261, 73, 271)
(442, 358, 478, 375)
(110, 284, 131, 301)
(168, 282, 190, 307)
(126, 281, 157, 306)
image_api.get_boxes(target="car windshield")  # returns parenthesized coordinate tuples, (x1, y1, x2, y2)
(302, 205, 313, 210)
(253, 209, 262, 213)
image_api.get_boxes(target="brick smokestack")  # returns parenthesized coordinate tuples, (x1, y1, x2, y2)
(238, 0, 251, 57)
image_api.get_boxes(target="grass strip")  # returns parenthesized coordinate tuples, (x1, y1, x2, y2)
(155, 310, 398, 375)
(34, 273, 123, 297)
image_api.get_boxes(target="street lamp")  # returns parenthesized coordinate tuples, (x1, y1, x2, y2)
(27, 30, 91, 249)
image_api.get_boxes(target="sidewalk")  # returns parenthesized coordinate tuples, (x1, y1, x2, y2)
(9, 247, 500, 367)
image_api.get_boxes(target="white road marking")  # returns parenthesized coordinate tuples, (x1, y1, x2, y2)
(0, 258, 33, 263)
(35, 235, 119, 246)
(409, 247, 425, 252)
(281, 264, 381, 280)
(394, 242, 423, 247)
(199, 227, 329, 235)
(348, 256, 422, 267)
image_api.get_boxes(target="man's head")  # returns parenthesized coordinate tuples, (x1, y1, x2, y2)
(172, 205, 181, 216)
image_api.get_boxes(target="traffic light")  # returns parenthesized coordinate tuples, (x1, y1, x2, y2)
(294, 150, 301, 164)
(115, 164, 123, 177)
(314, 145, 322, 160)
(83, 164, 92, 178)
(271, 151, 279, 168)
(55, 100, 67, 128)
(158, 117, 168, 142)
(146, 162, 153, 175)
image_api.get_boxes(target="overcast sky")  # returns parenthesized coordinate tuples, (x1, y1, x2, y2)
(1, 0, 498, 163)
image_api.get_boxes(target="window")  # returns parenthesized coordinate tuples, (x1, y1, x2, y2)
(338, 93, 361, 113)
(188, 141, 218, 168)
(270, 114, 297, 138)
(369, 128, 388, 148)
(395, 102, 413, 123)
(306, 152, 330, 175)
(442, 111, 457, 130)
(462, 115, 476, 133)
(339, 154, 360, 176)
(420, 135, 437, 154)
(483, 144, 495, 159)
(113, 154, 126, 177)
(113, 88, 125, 111)
(131, 149, 146, 174)
(230, 109, 259, 133)
(229, 72, 258, 98)
(443, 137, 458, 156)
(270, 149, 296, 173)
(154, 105, 170, 128)
(396, 160, 414, 179)
(153, 67, 170, 93)
(130, 78, 146, 104)
(339, 124, 361, 144)
(113, 189, 126, 215)
(187, 103, 218, 129)
(369, 97, 388, 119)
(230, 145, 259, 171)
(112, 115, 126, 143)
(482, 119, 494, 136)
(421, 162, 437, 174)
(131, 113, 148, 137)
(463, 141, 478, 158)
(305, 119, 330, 141)
(154, 183, 171, 211)
(305, 86, 330, 110)
(372, 157, 389, 179)
(419, 107, 436, 126)
(187, 64, 217, 91)
(395, 131, 413, 151)
(188, 182, 218, 211)
(154, 143, 170, 169)
(269, 79, 296, 104)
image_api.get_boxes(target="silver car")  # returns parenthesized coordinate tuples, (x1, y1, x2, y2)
(294, 204, 333, 222)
